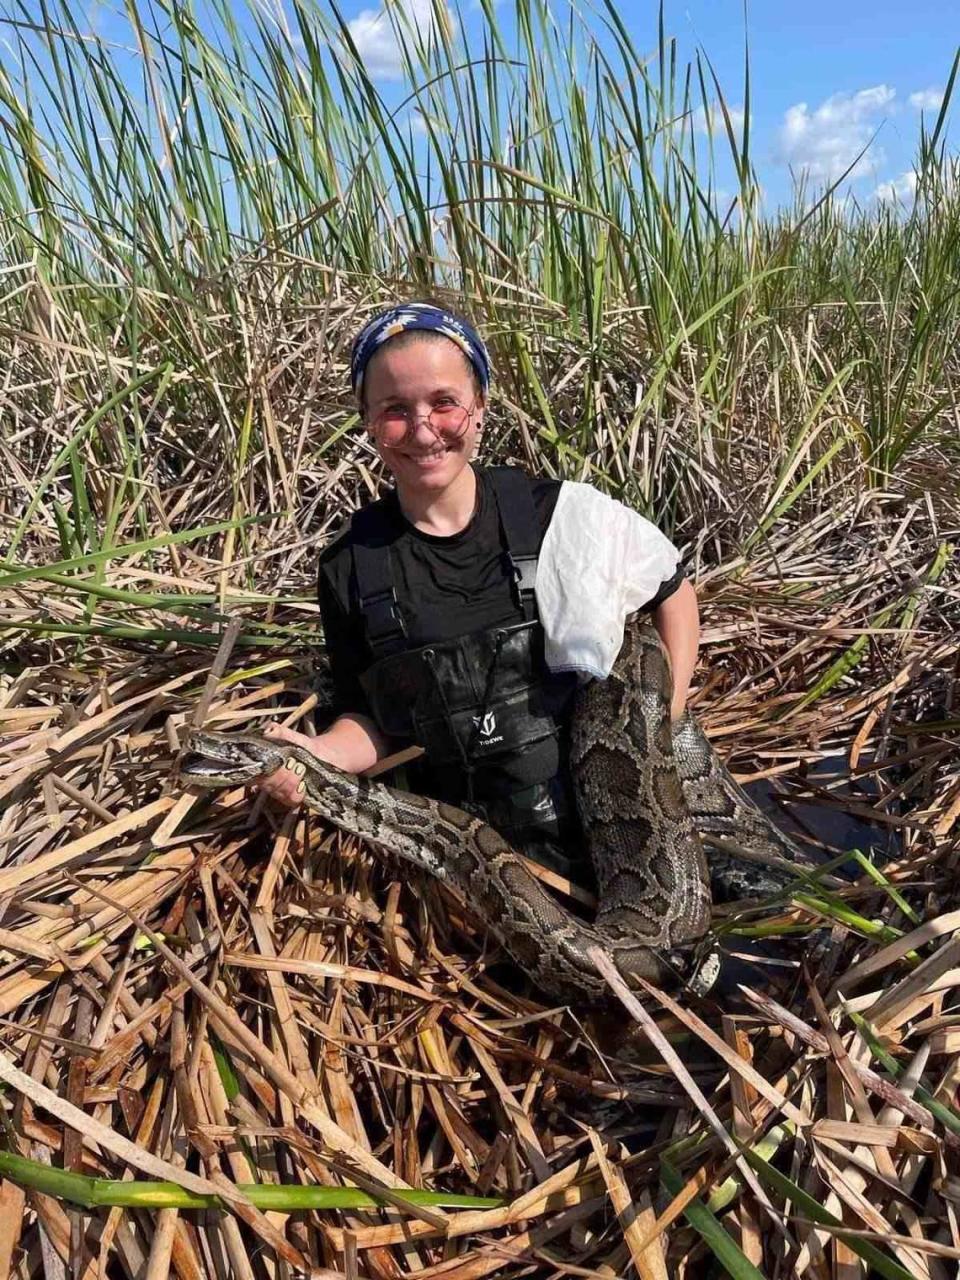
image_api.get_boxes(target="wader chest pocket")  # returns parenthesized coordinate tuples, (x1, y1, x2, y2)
(359, 620, 558, 765)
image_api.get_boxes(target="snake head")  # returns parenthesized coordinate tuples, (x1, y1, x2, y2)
(178, 730, 287, 787)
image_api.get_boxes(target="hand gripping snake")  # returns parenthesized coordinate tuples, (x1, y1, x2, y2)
(178, 624, 810, 1004)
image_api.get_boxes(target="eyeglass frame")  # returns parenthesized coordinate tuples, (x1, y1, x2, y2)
(363, 394, 484, 449)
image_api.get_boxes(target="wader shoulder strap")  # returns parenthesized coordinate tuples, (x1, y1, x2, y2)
(487, 466, 540, 621)
(350, 506, 407, 659)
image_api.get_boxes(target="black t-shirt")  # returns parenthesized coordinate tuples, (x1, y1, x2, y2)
(317, 466, 683, 724)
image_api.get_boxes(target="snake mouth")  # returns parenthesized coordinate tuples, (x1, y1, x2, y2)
(178, 752, 243, 781)
(178, 732, 283, 786)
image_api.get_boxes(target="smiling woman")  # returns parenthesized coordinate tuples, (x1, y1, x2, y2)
(257, 300, 701, 883)
(353, 302, 487, 506)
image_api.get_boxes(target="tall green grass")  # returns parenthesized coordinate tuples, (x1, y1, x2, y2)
(0, 0, 957, 613)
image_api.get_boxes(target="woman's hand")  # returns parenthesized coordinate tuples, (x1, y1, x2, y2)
(651, 578, 701, 721)
(255, 714, 389, 809)
(255, 723, 333, 809)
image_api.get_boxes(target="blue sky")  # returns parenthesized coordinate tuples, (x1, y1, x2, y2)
(670, 0, 955, 203)
(342, 0, 956, 208)
(36, 0, 958, 217)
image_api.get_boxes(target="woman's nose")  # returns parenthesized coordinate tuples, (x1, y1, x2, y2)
(408, 411, 439, 438)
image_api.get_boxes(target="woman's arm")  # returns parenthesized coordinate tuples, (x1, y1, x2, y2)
(651, 577, 700, 721)
(256, 557, 393, 808)
(256, 714, 391, 808)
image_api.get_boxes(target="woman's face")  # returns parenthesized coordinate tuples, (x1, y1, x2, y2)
(362, 337, 483, 496)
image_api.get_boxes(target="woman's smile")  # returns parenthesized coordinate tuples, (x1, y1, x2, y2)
(404, 443, 455, 466)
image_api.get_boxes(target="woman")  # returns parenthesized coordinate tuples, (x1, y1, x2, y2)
(260, 301, 700, 883)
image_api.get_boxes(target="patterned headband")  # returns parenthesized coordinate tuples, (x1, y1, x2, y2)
(350, 302, 491, 397)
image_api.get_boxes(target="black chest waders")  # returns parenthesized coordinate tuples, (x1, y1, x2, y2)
(350, 468, 582, 873)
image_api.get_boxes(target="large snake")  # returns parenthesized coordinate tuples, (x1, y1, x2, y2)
(178, 624, 810, 1004)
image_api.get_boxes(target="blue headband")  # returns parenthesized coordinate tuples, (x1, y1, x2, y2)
(350, 302, 491, 396)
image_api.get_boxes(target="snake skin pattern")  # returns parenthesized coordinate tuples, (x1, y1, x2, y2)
(569, 626, 711, 947)
(178, 623, 809, 1004)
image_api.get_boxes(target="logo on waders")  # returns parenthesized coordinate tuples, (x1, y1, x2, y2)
(472, 710, 503, 748)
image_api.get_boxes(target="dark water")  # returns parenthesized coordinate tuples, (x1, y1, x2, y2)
(710, 752, 902, 998)
(745, 750, 901, 866)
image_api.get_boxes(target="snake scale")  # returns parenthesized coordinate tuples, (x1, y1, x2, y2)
(178, 623, 810, 1004)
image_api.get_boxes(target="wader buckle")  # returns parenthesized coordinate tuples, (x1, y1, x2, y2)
(507, 551, 538, 608)
(359, 587, 405, 649)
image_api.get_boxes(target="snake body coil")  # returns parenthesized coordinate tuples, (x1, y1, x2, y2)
(179, 624, 807, 1003)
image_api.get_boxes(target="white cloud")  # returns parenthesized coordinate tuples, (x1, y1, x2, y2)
(909, 87, 944, 112)
(874, 170, 918, 203)
(407, 108, 438, 135)
(345, 0, 451, 81)
(777, 84, 894, 183)
(692, 102, 745, 136)
(86, 0, 103, 34)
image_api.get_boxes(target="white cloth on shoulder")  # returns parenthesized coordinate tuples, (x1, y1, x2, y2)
(535, 480, 680, 680)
